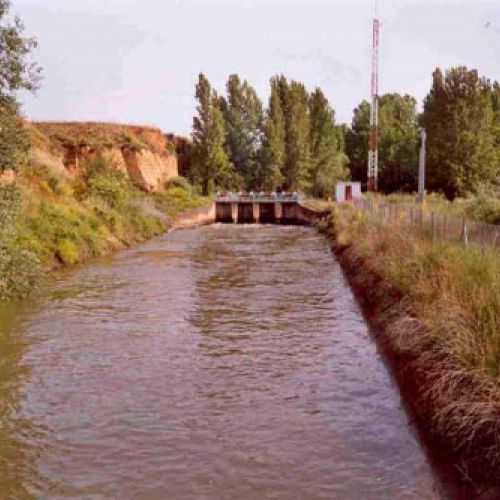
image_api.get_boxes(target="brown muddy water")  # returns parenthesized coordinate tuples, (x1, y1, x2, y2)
(0, 225, 453, 498)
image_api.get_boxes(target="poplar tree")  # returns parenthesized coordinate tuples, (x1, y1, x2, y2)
(309, 88, 348, 198)
(422, 66, 500, 198)
(257, 81, 285, 190)
(282, 79, 311, 191)
(220, 74, 263, 188)
(191, 73, 233, 195)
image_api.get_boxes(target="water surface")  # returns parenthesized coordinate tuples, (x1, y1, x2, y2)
(0, 225, 446, 498)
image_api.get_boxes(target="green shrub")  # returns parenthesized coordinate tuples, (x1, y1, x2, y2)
(74, 154, 131, 209)
(55, 239, 79, 265)
(0, 185, 40, 300)
(0, 96, 30, 173)
(465, 185, 500, 225)
(88, 172, 129, 209)
(164, 176, 193, 194)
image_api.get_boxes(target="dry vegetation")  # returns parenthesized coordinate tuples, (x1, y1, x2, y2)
(366, 190, 500, 225)
(321, 203, 500, 489)
(30, 122, 176, 155)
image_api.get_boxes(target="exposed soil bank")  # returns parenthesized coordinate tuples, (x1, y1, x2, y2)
(320, 213, 500, 499)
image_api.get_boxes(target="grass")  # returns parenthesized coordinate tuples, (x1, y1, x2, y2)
(0, 157, 206, 301)
(366, 189, 500, 225)
(301, 198, 336, 211)
(323, 203, 500, 485)
(152, 177, 209, 218)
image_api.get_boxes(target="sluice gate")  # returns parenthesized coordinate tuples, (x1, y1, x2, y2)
(214, 194, 329, 226)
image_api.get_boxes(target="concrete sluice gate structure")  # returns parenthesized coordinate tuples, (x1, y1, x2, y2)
(215, 197, 328, 226)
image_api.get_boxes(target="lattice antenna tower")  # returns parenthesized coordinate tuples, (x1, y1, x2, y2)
(367, 3, 380, 191)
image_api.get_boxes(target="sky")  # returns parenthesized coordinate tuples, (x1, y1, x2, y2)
(16, 0, 500, 136)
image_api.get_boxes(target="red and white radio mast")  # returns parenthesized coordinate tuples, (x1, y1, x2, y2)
(367, 10, 380, 192)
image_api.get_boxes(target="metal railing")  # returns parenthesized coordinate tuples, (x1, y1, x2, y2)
(353, 198, 500, 249)
(215, 191, 302, 203)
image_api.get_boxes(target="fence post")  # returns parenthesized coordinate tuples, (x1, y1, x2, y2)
(461, 218, 468, 247)
(417, 128, 426, 204)
(431, 211, 435, 242)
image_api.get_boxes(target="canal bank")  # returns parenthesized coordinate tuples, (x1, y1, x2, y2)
(320, 205, 500, 498)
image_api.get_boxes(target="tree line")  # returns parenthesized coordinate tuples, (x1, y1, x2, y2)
(186, 73, 349, 196)
(0, 0, 498, 204)
(187, 66, 500, 200)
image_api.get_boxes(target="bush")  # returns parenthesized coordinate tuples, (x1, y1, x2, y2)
(55, 238, 79, 265)
(74, 154, 130, 209)
(0, 96, 30, 173)
(465, 185, 500, 225)
(164, 176, 193, 194)
(87, 171, 129, 209)
(0, 185, 40, 300)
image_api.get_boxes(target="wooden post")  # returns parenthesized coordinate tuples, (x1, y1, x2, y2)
(462, 218, 468, 247)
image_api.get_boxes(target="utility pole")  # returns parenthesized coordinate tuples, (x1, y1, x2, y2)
(367, 12, 380, 192)
(417, 128, 426, 204)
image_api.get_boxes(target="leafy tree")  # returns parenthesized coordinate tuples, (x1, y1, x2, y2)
(345, 100, 370, 184)
(281, 78, 311, 191)
(309, 88, 348, 198)
(191, 73, 234, 195)
(0, 0, 41, 94)
(421, 66, 500, 199)
(0, 0, 41, 172)
(378, 94, 418, 191)
(345, 94, 419, 192)
(0, 95, 30, 171)
(257, 81, 285, 190)
(220, 74, 263, 188)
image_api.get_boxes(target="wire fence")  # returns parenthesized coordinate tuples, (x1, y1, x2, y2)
(353, 198, 500, 249)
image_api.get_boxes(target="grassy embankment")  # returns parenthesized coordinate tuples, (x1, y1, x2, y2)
(366, 190, 500, 224)
(321, 202, 500, 489)
(0, 126, 207, 302)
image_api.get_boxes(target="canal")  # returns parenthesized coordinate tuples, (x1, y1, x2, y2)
(0, 224, 447, 498)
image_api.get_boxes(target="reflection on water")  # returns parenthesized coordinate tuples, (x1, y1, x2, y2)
(0, 225, 449, 498)
(0, 301, 46, 498)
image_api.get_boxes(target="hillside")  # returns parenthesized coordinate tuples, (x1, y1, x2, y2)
(0, 121, 207, 301)
(28, 121, 178, 191)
